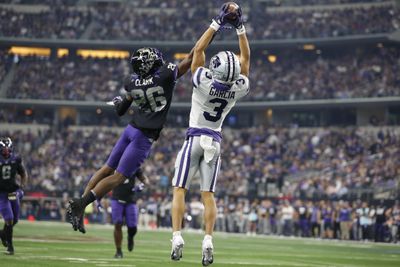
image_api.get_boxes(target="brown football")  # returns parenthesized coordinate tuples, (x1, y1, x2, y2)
(225, 2, 239, 20)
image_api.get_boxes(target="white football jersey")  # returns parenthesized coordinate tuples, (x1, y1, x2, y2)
(189, 67, 250, 132)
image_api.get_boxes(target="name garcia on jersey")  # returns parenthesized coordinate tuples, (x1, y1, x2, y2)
(209, 87, 235, 99)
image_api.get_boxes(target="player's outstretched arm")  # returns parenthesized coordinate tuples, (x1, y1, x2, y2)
(226, 3, 250, 77)
(176, 48, 194, 79)
(191, 28, 216, 74)
(191, 4, 232, 74)
(238, 33, 250, 77)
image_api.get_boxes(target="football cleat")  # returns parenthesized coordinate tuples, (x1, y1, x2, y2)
(0, 230, 8, 247)
(5, 245, 14, 255)
(77, 213, 86, 234)
(114, 251, 123, 259)
(170, 235, 184, 261)
(67, 199, 85, 233)
(128, 236, 134, 252)
(202, 238, 214, 266)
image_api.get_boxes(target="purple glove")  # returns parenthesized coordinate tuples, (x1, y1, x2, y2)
(96, 198, 104, 212)
(213, 2, 234, 27)
(133, 182, 145, 193)
(112, 96, 123, 106)
(16, 189, 24, 200)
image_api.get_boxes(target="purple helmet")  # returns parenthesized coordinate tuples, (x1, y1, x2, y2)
(130, 47, 164, 77)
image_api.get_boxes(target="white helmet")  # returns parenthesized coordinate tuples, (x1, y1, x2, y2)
(209, 51, 241, 84)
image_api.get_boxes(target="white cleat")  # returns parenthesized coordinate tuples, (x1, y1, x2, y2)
(202, 238, 214, 266)
(171, 235, 184, 261)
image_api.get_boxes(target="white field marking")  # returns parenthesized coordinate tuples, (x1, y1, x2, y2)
(16, 237, 109, 244)
(96, 265, 134, 267)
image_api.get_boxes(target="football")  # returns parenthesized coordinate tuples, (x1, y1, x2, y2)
(225, 1, 240, 20)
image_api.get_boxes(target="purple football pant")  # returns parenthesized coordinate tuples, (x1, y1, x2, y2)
(0, 193, 20, 223)
(106, 125, 152, 178)
(111, 200, 138, 228)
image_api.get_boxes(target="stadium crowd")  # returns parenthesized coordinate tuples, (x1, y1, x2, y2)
(0, 6, 91, 39)
(0, 2, 398, 40)
(2, 125, 398, 199)
(5, 46, 400, 101)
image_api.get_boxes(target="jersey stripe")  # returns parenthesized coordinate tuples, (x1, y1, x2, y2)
(209, 156, 220, 192)
(193, 67, 203, 88)
(175, 139, 190, 187)
(181, 136, 194, 188)
(230, 52, 235, 82)
(225, 51, 231, 82)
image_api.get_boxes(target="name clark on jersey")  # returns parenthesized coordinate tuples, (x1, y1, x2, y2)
(209, 87, 235, 99)
(135, 77, 154, 86)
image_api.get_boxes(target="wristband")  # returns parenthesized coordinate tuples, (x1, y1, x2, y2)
(236, 25, 246, 35)
(210, 20, 221, 31)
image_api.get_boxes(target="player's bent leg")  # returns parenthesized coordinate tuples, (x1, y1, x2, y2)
(83, 165, 115, 196)
(92, 172, 126, 198)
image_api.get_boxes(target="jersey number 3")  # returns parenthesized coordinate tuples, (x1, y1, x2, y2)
(203, 98, 228, 122)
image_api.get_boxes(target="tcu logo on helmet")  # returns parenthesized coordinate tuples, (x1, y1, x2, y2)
(130, 47, 164, 77)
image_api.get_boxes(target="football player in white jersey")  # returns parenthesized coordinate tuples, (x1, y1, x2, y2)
(170, 3, 250, 266)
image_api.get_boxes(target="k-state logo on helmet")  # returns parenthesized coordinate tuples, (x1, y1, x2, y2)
(211, 56, 221, 69)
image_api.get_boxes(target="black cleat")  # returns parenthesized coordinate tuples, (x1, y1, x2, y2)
(67, 199, 85, 233)
(128, 236, 134, 252)
(5, 245, 14, 255)
(0, 230, 7, 247)
(114, 251, 123, 259)
(77, 213, 86, 234)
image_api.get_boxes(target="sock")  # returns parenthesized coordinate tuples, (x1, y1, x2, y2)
(204, 234, 212, 241)
(4, 224, 13, 246)
(79, 190, 96, 210)
(128, 227, 137, 238)
(173, 231, 181, 238)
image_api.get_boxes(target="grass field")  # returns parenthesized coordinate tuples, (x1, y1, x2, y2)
(1, 221, 399, 267)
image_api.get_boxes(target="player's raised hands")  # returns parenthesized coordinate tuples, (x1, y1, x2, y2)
(225, 3, 243, 29)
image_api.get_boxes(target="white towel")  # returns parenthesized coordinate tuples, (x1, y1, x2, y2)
(200, 135, 216, 163)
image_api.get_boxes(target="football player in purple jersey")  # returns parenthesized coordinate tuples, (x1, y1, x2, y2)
(0, 137, 28, 255)
(67, 47, 194, 234)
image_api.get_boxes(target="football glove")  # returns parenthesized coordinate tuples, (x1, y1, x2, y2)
(96, 199, 104, 212)
(133, 182, 145, 193)
(16, 189, 24, 200)
(210, 3, 234, 30)
(112, 96, 123, 106)
(226, 5, 243, 29)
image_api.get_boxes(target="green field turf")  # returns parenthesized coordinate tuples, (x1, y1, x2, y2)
(1, 221, 399, 267)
